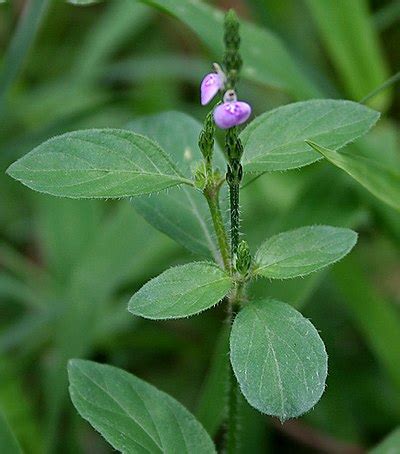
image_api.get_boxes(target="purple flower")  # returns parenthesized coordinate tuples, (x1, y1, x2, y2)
(200, 64, 225, 105)
(213, 96, 252, 129)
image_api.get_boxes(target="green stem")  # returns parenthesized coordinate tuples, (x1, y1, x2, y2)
(204, 188, 231, 271)
(229, 181, 240, 261)
(224, 280, 244, 453)
(226, 364, 240, 454)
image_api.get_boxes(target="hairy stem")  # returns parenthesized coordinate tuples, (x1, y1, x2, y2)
(229, 181, 240, 261)
(205, 188, 231, 271)
(224, 279, 245, 453)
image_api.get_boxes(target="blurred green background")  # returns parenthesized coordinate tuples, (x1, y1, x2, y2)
(0, 0, 399, 452)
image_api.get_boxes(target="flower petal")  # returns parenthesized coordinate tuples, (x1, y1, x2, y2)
(213, 101, 252, 129)
(200, 73, 223, 105)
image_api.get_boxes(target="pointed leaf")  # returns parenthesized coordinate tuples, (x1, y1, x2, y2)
(307, 140, 400, 212)
(6, 129, 191, 198)
(68, 360, 216, 454)
(128, 262, 232, 320)
(241, 99, 379, 172)
(255, 225, 357, 279)
(128, 111, 226, 259)
(230, 299, 327, 420)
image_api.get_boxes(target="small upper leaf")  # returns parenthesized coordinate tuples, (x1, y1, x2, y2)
(306, 140, 400, 212)
(68, 359, 216, 454)
(6, 129, 191, 198)
(240, 99, 379, 173)
(254, 225, 357, 279)
(128, 262, 232, 319)
(230, 299, 328, 420)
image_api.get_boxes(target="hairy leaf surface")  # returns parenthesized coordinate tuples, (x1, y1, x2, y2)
(241, 100, 379, 173)
(230, 299, 327, 420)
(68, 360, 216, 453)
(7, 129, 190, 198)
(255, 225, 357, 279)
(128, 262, 232, 319)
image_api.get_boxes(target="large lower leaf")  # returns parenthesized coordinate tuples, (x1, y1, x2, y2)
(306, 141, 400, 212)
(139, 0, 321, 99)
(128, 111, 226, 259)
(6, 129, 191, 198)
(240, 99, 379, 173)
(254, 225, 357, 279)
(230, 299, 327, 420)
(128, 262, 232, 319)
(68, 360, 216, 453)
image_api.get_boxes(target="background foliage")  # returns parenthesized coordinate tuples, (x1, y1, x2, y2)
(0, 0, 399, 452)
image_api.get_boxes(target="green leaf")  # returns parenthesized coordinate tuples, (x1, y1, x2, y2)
(128, 111, 225, 259)
(128, 262, 232, 319)
(139, 0, 321, 99)
(306, 141, 400, 212)
(305, 0, 390, 111)
(230, 299, 327, 420)
(68, 359, 216, 453)
(369, 427, 400, 454)
(6, 129, 191, 198)
(254, 225, 357, 279)
(0, 412, 22, 454)
(241, 99, 379, 173)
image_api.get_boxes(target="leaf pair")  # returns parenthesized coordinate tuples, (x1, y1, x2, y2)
(127, 226, 357, 320)
(68, 301, 327, 445)
(7, 100, 379, 196)
(7, 100, 382, 223)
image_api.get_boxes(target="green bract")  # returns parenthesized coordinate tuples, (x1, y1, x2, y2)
(241, 99, 379, 172)
(230, 299, 328, 420)
(254, 225, 357, 279)
(307, 141, 400, 212)
(128, 262, 232, 320)
(68, 360, 216, 454)
(6, 129, 191, 198)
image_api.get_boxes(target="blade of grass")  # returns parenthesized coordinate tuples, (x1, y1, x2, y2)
(0, 0, 50, 110)
(305, 0, 390, 110)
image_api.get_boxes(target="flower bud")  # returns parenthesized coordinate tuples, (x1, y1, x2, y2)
(200, 65, 225, 105)
(236, 240, 251, 275)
